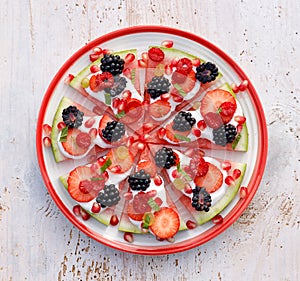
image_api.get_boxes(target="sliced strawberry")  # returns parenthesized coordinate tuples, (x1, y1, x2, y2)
(218, 101, 237, 124)
(175, 58, 193, 75)
(120, 98, 144, 124)
(203, 112, 223, 129)
(127, 202, 144, 221)
(107, 147, 134, 173)
(150, 207, 180, 239)
(174, 70, 196, 93)
(165, 123, 189, 143)
(89, 72, 114, 92)
(200, 89, 236, 118)
(149, 100, 171, 119)
(62, 128, 91, 156)
(148, 47, 165, 62)
(67, 166, 106, 202)
(194, 162, 223, 193)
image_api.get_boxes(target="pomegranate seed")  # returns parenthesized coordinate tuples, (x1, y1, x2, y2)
(239, 186, 248, 199)
(161, 40, 173, 48)
(161, 93, 171, 101)
(73, 205, 81, 216)
(165, 65, 172, 75)
(98, 157, 106, 165)
(89, 128, 97, 139)
(102, 171, 109, 179)
(173, 94, 183, 103)
(118, 99, 127, 111)
(138, 59, 147, 68)
(184, 184, 193, 194)
(84, 118, 96, 128)
(236, 124, 243, 134)
(124, 232, 134, 243)
(91, 202, 101, 213)
(147, 189, 157, 197)
(154, 197, 163, 206)
(126, 136, 134, 147)
(137, 142, 145, 150)
(43, 137, 51, 147)
(89, 53, 100, 62)
(42, 124, 52, 135)
(90, 65, 100, 73)
(238, 80, 248, 91)
(124, 192, 133, 201)
(197, 120, 206, 131)
(158, 128, 166, 139)
(225, 176, 235, 186)
(154, 175, 163, 186)
(167, 237, 175, 243)
(64, 74, 74, 84)
(125, 53, 135, 63)
(186, 220, 197, 229)
(231, 83, 239, 93)
(170, 57, 179, 67)
(110, 215, 119, 226)
(233, 169, 241, 180)
(112, 97, 121, 108)
(234, 115, 246, 125)
(80, 208, 91, 221)
(172, 169, 179, 178)
(57, 121, 66, 130)
(122, 68, 132, 79)
(212, 214, 223, 224)
(103, 49, 112, 55)
(122, 90, 132, 100)
(192, 128, 201, 137)
(110, 165, 122, 173)
(222, 161, 231, 171)
(141, 52, 149, 61)
(143, 123, 154, 131)
(192, 58, 201, 67)
(93, 47, 102, 55)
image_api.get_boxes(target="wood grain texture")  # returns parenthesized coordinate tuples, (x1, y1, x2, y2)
(0, 0, 299, 280)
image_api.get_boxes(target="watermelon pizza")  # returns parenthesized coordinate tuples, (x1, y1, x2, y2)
(41, 40, 250, 244)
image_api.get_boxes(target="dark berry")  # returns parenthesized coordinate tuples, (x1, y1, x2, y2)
(62, 106, 84, 128)
(154, 147, 177, 169)
(105, 75, 127, 97)
(96, 184, 120, 207)
(128, 169, 151, 191)
(147, 76, 171, 99)
(100, 54, 125, 76)
(191, 186, 212, 212)
(212, 124, 237, 146)
(172, 111, 196, 132)
(102, 121, 125, 142)
(195, 62, 219, 84)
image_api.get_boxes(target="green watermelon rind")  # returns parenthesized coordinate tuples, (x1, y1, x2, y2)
(192, 162, 247, 225)
(69, 49, 138, 90)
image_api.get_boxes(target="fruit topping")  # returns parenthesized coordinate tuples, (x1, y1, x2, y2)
(188, 156, 209, 178)
(150, 207, 180, 239)
(75, 132, 92, 149)
(191, 186, 212, 212)
(172, 111, 196, 132)
(147, 76, 171, 99)
(212, 124, 237, 146)
(89, 72, 114, 92)
(101, 121, 125, 142)
(107, 147, 133, 173)
(100, 54, 125, 76)
(149, 100, 171, 118)
(203, 112, 224, 129)
(61, 128, 90, 156)
(154, 147, 178, 169)
(96, 184, 120, 207)
(173, 70, 196, 94)
(148, 47, 165, 62)
(132, 192, 152, 214)
(62, 106, 84, 128)
(195, 62, 219, 83)
(165, 123, 190, 143)
(218, 101, 237, 124)
(105, 75, 127, 97)
(128, 169, 151, 191)
(175, 58, 193, 75)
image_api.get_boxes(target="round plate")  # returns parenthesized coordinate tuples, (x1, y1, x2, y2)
(36, 26, 268, 255)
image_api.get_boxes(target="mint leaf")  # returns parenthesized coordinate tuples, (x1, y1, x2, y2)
(147, 198, 160, 212)
(59, 126, 68, 142)
(176, 162, 192, 181)
(142, 214, 151, 229)
(104, 93, 111, 105)
(115, 110, 126, 119)
(174, 134, 191, 142)
(174, 83, 187, 97)
(100, 158, 112, 173)
(90, 177, 104, 181)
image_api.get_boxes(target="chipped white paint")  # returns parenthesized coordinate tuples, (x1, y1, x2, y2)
(0, 0, 299, 280)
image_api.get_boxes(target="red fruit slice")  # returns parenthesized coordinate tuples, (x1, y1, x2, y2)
(148, 47, 165, 62)
(137, 160, 157, 178)
(176, 58, 193, 75)
(89, 72, 114, 92)
(203, 112, 224, 129)
(174, 70, 196, 93)
(76, 132, 92, 149)
(165, 123, 190, 143)
(150, 207, 180, 239)
(120, 98, 143, 124)
(218, 101, 237, 124)
(127, 202, 144, 221)
(107, 147, 134, 173)
(194, 163, 223, 193)
(67, 166, 106, 202)
(132, 192, 152, 214)
(62, 128, 91, 156)
(149, 100, 171, 119)
(200, 89, 236, 118)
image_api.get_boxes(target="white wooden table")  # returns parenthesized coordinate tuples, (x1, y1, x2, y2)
(1, 1, 299, 280)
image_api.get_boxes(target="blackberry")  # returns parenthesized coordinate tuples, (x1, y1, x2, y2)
(100, 54, 125, 76)
(212, 124, 237, 146)
(96, 184, 120, 207)
(105, 75, 127, 97)
(154, 147, 177, 169)
(191, 186, 212, 212)
(147, 76, 171, 99)
(195, 62, 219, 84)
(172, 111, 196, 132)
(128, 169, 151, 191)
(102, 121, 125, 142)
(62, 106, 84, 128)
